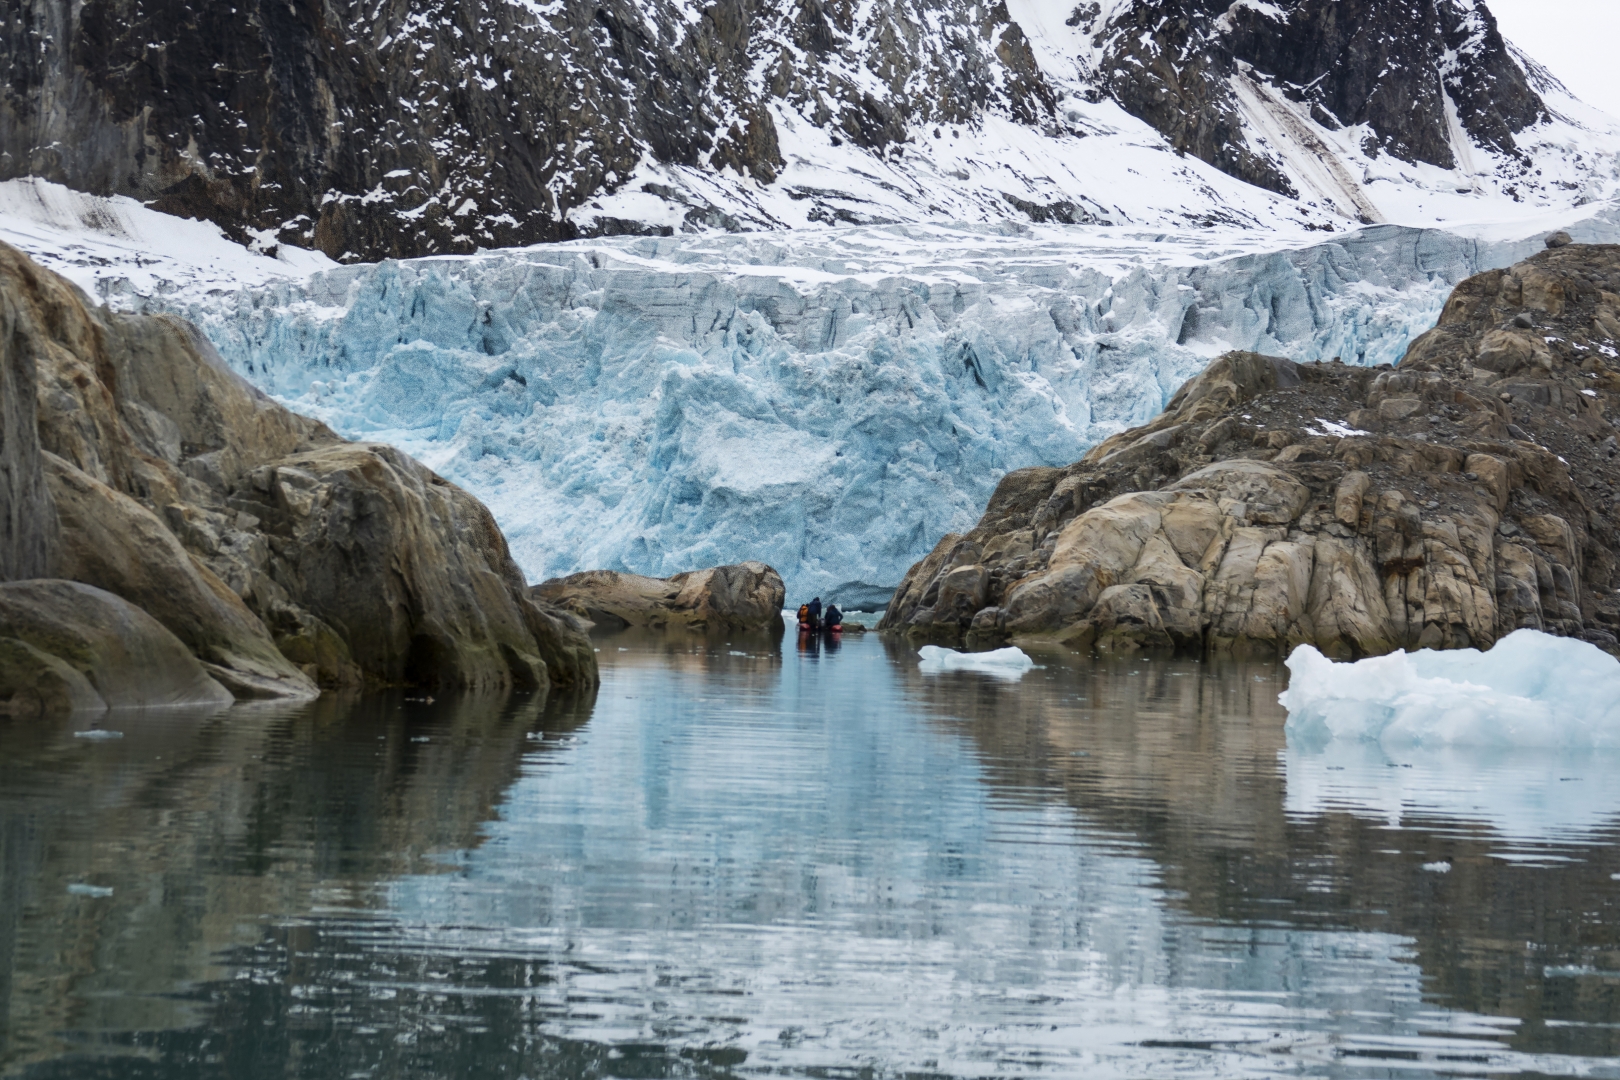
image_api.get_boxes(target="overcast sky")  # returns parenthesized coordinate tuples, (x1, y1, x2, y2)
(1488, 0, 1620, 118)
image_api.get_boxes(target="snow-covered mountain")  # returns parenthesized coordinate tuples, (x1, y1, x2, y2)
(2, 0, 1616, 259)
(6, 0, 1620, 599)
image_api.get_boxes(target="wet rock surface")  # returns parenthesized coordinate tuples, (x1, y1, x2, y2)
(881, 243, 1620, 659)
(535, 562, 787, 635)
(0, 580, 234, 715)
(1, 241, 596, 695)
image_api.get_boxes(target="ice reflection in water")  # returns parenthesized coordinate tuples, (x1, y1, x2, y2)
(2, 633, 1620, 1078)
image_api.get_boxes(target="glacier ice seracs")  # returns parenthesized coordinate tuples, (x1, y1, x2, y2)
(179, 214, 1620, 597)
(6, 179, 1620, 596)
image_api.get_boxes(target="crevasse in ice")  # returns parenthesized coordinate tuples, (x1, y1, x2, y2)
(177, 215, 1620, 596)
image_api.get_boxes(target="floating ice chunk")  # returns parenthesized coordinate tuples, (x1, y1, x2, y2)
(73, 729, 124, 741)
(1280, 629, 1620, 749)
(67, 883, 114, 898)
(1422, 861, 1451, 873)
(917, 645, 1034, 680)
(1304, 417, 1370, 437)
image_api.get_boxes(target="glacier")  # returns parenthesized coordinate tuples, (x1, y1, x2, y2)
(172, 211, 1620, 598)
(6, 179, 1620, 598)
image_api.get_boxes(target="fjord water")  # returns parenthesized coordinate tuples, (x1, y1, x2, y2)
(4, 634, 1620, 1079)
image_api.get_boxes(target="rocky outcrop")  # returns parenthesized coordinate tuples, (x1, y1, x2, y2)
(1, 240, 597, 695)
(881, 242, 1620, 659)
(535, 563, 786, 634)
(0, 580, 234, 714)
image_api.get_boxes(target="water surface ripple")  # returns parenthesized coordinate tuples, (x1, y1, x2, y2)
(3, 632, 1620, 1078)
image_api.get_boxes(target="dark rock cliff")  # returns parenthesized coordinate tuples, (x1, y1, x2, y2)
(0, 0, 1053, 259)
(1086, 0, 1548, 203)
(0, 0, 1557, 258)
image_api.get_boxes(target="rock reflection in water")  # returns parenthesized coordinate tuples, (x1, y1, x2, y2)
(1, 634, 1619, 1079)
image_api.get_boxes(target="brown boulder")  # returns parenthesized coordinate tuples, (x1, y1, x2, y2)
(535, 562, 787, 633)
(44, 453, 318, 699)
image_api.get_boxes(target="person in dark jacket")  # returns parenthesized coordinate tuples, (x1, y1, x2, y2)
(807, 597, 823, 629)
(824, 603, 843, 630)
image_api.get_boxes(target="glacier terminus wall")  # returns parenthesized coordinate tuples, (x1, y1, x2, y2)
(169, 212, 1620, 600)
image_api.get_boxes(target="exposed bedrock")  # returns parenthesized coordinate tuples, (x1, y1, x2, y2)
(535, 562, 787, 635)
(0, 580, 234, 715)
(0, 241, 596, 698)
(880, 242, 1620, 658)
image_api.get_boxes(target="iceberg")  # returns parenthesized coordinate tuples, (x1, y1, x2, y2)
(1279, 629, 1620, 750)
(917, 645, 1035, 680)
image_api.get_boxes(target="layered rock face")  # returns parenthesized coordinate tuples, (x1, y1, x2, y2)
(0, 0, 1567, 257)
(0, 241, 596, 700)
(881, 243, 1620, 658)
(535, 563, 786, 634)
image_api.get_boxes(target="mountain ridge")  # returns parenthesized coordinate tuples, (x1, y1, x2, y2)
(2, 0, 1615, 261)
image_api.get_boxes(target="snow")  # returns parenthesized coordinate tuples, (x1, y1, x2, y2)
(0, 178, 335, 305)
(916, 645, 1034, 679)
(1304, 418, 1371, 438)
(1279, 629, 1620, 750)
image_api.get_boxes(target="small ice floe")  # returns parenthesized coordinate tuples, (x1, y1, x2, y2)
(917, 645, 1034, 681)
(73, 729, 123, 741)
(1279, 629, 1620, 750)
(1304, 417, 1371, 438)
(67, 883, 114, 898)
(1422, 861, 1452, 873)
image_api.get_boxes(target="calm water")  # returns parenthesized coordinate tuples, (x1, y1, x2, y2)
(4, 630, 1620, 1079)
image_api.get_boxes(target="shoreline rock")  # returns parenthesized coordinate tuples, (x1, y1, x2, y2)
(535, 563, 787, 634)
(0, 241, 597, 704)
(881, 242, 1620, 659)
(0, 581, 235, 715)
